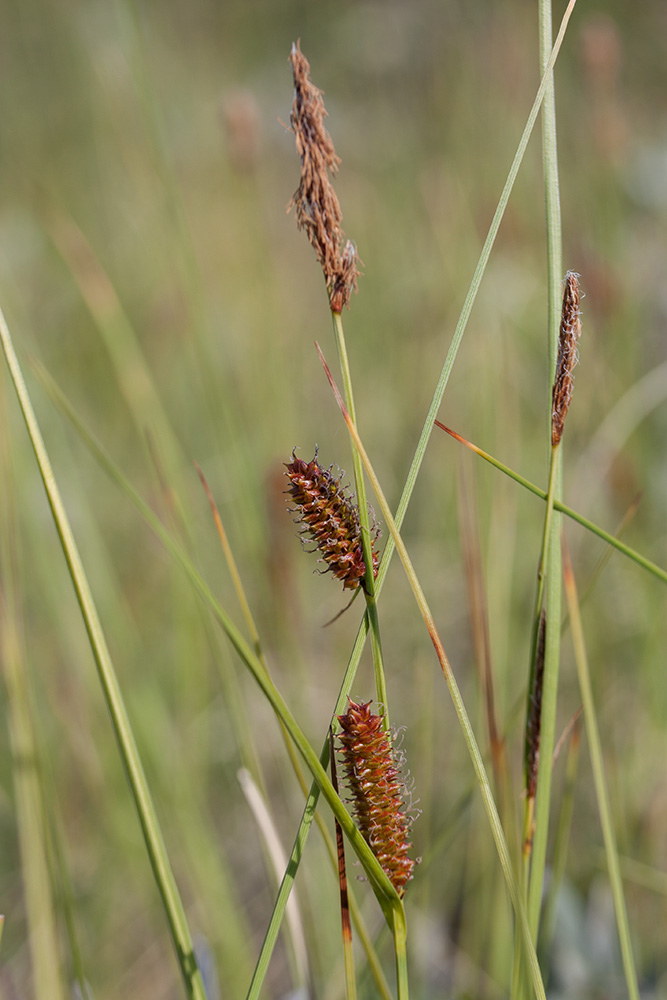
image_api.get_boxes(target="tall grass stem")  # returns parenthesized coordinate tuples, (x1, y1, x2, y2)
(527, 0, 565, 944)
(331, 311, 388, 723)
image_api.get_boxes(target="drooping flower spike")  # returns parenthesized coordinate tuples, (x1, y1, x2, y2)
(337, 699, 417, 897)
(285, 450, 379, 593)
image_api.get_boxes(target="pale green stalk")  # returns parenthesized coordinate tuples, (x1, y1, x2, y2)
(332, 311, 388, 722)
(342, 931, 357, 1000)
(393, 909, 409, 1000)
(562, 539, 640, 1000)
(527, 0, 564, 945)
(332, 310, 398, 992)
(540, 713, 581, 966)
(521, 446, 558, 892)
(319, 348, 546, 1000)
(0, 304, 208, 1000)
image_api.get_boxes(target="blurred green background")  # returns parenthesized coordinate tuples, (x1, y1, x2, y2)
(1, 1, 666, 997)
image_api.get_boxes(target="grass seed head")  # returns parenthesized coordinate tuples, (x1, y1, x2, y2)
(337, 699, 417, 897)
(552, 271, 583, 447)
(288, 40, 361, 312)
(285, 451, 379, 592)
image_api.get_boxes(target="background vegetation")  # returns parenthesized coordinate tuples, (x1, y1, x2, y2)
(1, 1, 666, 997)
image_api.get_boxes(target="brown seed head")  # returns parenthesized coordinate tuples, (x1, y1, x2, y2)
(552, 271, 583, 447)
(337, 700, 417, 897)
(525, 610, 547, 801)
(285, 451, 379, 592)
(288, 41, 360, 312)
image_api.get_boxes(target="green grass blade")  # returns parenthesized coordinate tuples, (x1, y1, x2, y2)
(562, 539, 640, 1000)
(0, 304, 208, 1000)
(434, 423, 667, 585)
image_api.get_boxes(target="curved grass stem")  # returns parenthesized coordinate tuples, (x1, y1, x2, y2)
(434, 422, 667, 585)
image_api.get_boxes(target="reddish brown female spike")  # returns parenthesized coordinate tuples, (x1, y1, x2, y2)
(337, 699, 416, 897)
(285, 451, 379, 592)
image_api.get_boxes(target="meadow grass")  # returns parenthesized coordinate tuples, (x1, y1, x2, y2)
(1, 2, 666, 999)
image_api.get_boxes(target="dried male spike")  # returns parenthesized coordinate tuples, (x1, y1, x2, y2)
(337, 699, 416, 897)
(288, 40, 361, 312)
(551, 271, 583, 447)
(285, 451, 379, 592)
(525, 609, 547, 801)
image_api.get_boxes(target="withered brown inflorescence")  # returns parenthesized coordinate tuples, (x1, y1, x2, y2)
(551, 271, 583, 447)
(337, 699, 416, 897)
(285, 451, 379, 592)
(525, 609, 547, 802)
(288, 40, 361, 312)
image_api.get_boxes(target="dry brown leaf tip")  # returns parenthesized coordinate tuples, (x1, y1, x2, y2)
(288, 40, 361, 312)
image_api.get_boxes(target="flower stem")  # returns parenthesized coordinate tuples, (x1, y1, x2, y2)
(527, 0, 564, 945)
(332, 310, 389, 725)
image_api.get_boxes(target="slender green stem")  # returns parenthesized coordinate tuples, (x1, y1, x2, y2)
(521, 446, 559, 883)
(540, 712, 581, 968)
(393, 908, 409, 1000)
(0, 306, 208, 1000)
(562, 540, 640, 1000)
(332, 311, 388, 722)
(319, 347, 546, 1000)
(434, 423, 667, 585)
(527, 0, 564, 945)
